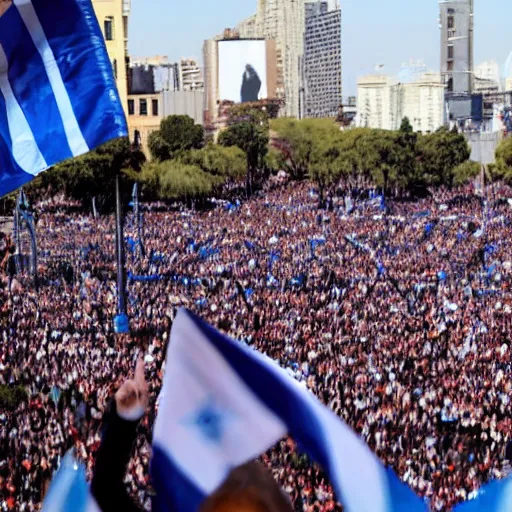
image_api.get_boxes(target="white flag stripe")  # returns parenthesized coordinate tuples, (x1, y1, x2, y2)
(0, 44, 48, 174)
(498, 480, 512, 512)
(14, 0, 89, 157)
(249, 340, 389, 512)
(85, 498, 101, 512)
(312, 402, 389, 512)
(154, 310, 287, 495)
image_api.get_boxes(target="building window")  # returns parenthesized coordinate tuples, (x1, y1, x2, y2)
(152, 99, 159, 116)
(112, 59, 118, 79)
(447, 45, 454, 59)
(128, 99, 134, 116)
(447, 61, 454, 71)
(139, 99, 147, 116)
(104, 17, 114, 41)
(447, 16, 454, 29)
(134, 130, 141, 148)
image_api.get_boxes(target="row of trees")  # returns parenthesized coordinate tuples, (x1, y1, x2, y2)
(270, 117, 478, 204)
(25, 110, 512, 211)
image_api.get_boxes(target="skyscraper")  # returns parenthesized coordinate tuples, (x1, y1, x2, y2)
(92, 0, 131, 113)
(439, 0, 473, 95)
(303, 1, 342, 118)
(237, 0, 306, 118)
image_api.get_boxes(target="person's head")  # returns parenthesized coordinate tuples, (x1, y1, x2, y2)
(200, 462, 293, 512)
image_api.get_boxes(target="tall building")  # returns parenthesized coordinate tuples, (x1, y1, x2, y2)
(356, 73, 445, 133)
(303, 1, 342, 118)
(126, 56, 204, 155)
(399, 73, 446, 133)
(475, 60, 501, 89)
(506, 78, 512, 92)
(179, 58, 204, 92)
(237, 0, 307, 118)
(439, 0, 473, 95)
(92, 0, 131, 114)
(357, 75, 398, 131)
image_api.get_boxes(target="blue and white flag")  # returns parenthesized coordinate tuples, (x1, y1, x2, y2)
(42, 451, 100, 512)
(151, 309, 426, 512)
(0, 0, 127, 196)
(454, 476, 512, 512)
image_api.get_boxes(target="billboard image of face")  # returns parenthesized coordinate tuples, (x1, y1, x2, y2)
(218, 40, 268, 103)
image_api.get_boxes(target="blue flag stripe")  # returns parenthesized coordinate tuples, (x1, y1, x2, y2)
(15, 0, 89, 156)
(151, 445, 206, 512)
(0, 96, 34, 192)
(0, 6, 73, 166)
(0, 44, 49, 174)
(31, 0, 127, 149)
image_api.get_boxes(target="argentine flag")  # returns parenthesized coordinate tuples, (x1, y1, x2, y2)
(0, 0, 127, 196)
(42, 451, 100, 512)
(151, 309, 427, 512)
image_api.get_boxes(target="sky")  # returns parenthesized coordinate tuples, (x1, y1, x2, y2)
(129, 0, 512, 96)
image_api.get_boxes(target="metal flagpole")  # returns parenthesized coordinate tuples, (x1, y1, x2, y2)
(132, 183, 145, 258)
(114, 175, 129, 334)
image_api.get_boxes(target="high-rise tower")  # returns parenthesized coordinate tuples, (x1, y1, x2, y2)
(238, 0, 306, 118)
(439, 0, 473, 96)
(303, 1, 342, 118)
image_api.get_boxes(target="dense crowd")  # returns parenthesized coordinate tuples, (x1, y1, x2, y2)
(1, 182, 512, 511)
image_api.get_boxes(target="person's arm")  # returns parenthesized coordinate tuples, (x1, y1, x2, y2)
(91, 359, 148, 512)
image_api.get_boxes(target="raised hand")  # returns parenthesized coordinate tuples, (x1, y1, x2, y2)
(115, 357, 149, 421)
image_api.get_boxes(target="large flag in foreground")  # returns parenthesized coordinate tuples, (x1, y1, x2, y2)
(42, 451, 100, 512)
(0, 0, 127, 196)
(151, 308, 427, 512)
(454, 476, 512, 512)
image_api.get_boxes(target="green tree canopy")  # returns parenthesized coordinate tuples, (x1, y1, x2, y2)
(270, 118, 342, 180)
(218, 122, 269, 193)
(417, 128, 471, 187)
(149, 115, 204, 161)
(494, 136, 512, 182)
(139, 160, 223, 201)
(184, 144, 247, 180)
(452, 160, 481, 186)
(39, 138, 145, 208)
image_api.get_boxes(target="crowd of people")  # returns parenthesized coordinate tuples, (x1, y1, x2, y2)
(0, 181, 512, 511)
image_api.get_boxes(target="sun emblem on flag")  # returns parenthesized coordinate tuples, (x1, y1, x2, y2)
(185, 397, 233, 444)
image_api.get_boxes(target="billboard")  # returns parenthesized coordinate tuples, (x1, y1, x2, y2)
(218, 40, 268, 103)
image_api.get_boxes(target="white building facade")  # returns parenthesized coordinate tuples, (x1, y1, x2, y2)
(356, 72, 445, 133)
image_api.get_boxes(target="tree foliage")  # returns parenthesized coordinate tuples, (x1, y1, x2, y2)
(138, 160, 222, 202)
(494, 136, 512, 182)
(0, 385, 27, 411)
(270, 118, 473, 202)
(149, 115, 204, 161)
(218, 121, 269, 193)
(271, 118, 341, 180)
(452, 160, 481, 186)
(184, 144, 247, 180)
(40, 137, 145, 208)
(417, 128, 471, 187)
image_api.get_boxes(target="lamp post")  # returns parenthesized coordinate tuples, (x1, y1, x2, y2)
(114, 174, 129, 334)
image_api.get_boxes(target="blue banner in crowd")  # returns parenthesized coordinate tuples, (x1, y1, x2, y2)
(0, 0, 127, 197)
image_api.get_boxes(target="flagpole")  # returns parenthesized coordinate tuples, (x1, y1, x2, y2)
(114, 174, 129, 334)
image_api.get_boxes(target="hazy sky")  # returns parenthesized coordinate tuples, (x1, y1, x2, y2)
(128, 0, 512, 96)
